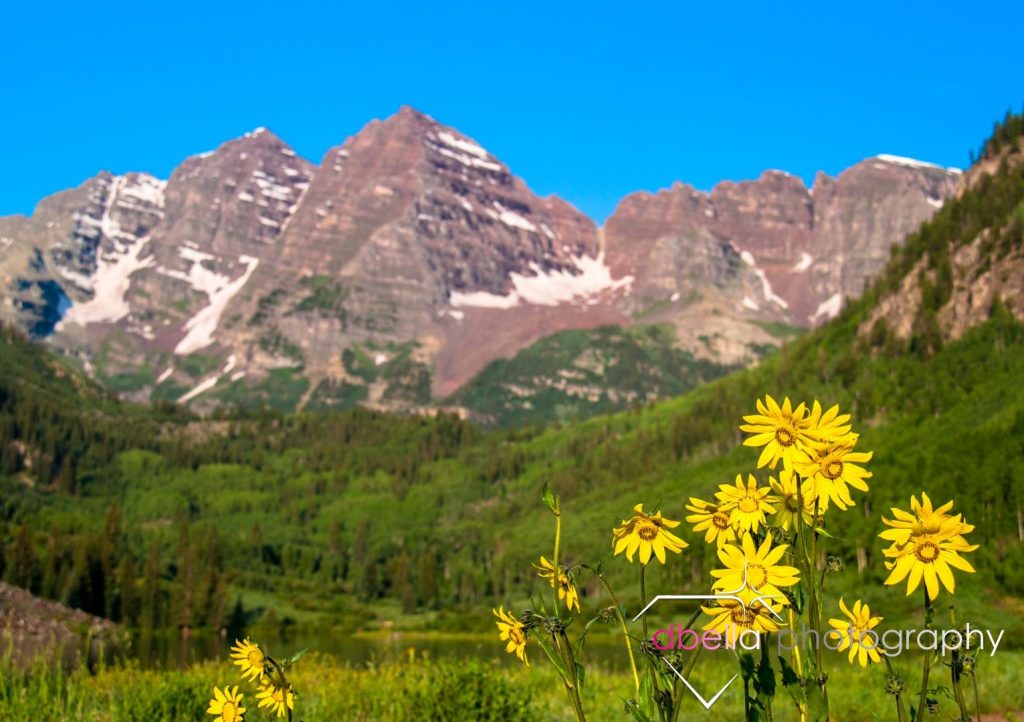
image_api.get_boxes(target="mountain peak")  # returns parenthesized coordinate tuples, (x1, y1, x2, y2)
(873, 153, 962, 174)
(183, 127, 303, 170)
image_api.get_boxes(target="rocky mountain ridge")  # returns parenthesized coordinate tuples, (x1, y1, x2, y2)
(0, 107, 962, 420)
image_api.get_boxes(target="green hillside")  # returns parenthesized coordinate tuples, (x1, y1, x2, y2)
(448, 323, 749, 427)
(1, 112, 1023, 650)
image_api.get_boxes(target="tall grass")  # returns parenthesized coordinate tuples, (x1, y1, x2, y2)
(1, 649, 1022, 721)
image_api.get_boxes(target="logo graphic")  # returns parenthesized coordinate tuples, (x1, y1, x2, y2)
(632, 565, 785, 710)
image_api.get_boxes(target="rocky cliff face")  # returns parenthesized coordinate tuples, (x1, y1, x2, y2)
(860, 145, 1024, 346)
(604, 159, 960, 364)
(0, 107, 961, 416)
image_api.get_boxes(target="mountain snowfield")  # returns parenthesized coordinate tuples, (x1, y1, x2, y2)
(0, 107, 961, 420)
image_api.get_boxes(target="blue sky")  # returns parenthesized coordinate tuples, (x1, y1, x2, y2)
(2, 1, 1021, 222)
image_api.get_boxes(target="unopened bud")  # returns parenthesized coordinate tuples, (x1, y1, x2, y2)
(884, 674, 904, 696)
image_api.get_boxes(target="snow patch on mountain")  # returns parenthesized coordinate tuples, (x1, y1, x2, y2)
(162, 250, 260, 355)
(874, 155, 962, 174)
(119, 175, 166, 207)
(450, 252, 632, 309)
(179, 354, 236, 403)
(496, 206, 537, 233)
(434, 146, 502, 172)
(812, 292, 843, 322)
(739, 248, 788, 308)
(754, 269, 789, 309)
(438, 131, 489, 160)
(60, 235, 155, 326)
(791, 252, 813, 272)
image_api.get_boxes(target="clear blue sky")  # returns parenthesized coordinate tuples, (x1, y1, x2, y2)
(2, 1, 1021, 223)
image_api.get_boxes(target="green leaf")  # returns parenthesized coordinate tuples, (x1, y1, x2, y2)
(637, 669, 658, 718)
(805, 684, 828, 721)
(746, 696, 766, 722)
(622, 699, 655, 722)
(755, 653, 776, 699)
(284, 648, 308, 667)
(776, 654, 806, 710)
(534, 635, 566, 678)
(739, 652, 756, 681)
(542, 482, 558, 513)
(777, 656, 800, 688)
(575, 662, 586, 689)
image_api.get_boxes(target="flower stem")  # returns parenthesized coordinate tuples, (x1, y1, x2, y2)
(639, 563, 649, 643)
(760, 635, 775, 722)
(883, 654, 908, 722)
(639, 563, 666, 722)
(556, 629, 587, 722)
(972, 672, 982, 722)
(808, 498, 827, 710)
(796, 484, 827, 715)
(917, 590, 933, 721)
(672, 639, 703, 722)
(552, 499, 562, 616)
(948, 602, 972, 721)
(786, 606, 808, 720)
(668, 607, 705, 722)
(594, 572, 641, 693)
(265, 654, 293, 722)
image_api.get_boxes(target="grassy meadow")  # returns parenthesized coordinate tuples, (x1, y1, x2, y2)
(2, 648, 1023, 721)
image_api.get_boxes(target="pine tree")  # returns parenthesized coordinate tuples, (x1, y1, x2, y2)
(417, 548, 439, 608)
(5, 525, 37, 592)
(392, 553, 416, 613)
(140, 540, 161, 631)
(171, 522, 194, 632)
(116, 555, 138, 625)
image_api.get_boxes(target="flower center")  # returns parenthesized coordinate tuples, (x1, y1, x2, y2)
(785, 495, 801, 512)
(730, 606, 756, 627)
(746, 563, 768, 590)
(510, 627, 525, 646)
(637, 522, 659, 541)
(247, 650, 263, 668)
(822, 459, 844, 480)
(712, 512, 730, 529)
(738, 496, 759, 513)
(914, 541, 940, 563)
(775, 427, 796, 446)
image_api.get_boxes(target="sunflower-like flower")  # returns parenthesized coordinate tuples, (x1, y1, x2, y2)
(493, 606, 529, 665)
(882, 533, 978, 599)
(768, 468, 815, 530)
(255, 681, 294, 719)
(828, 598, 884, 667)
(612, 503, 688, 564)
(740, 396, 851, 469)
(795, 436, 872, 511)
(879, 494, 978, 599)
(711, 532, 799, 601)
(207, 686, 246, 722)
(702, 589, 783, 645)
(716, 474, 775, 533)
(685, 497, 739, 547)
(878, 493, 975, 548)
(229, 638, 266, 683)
(534, 556, 580, 613)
